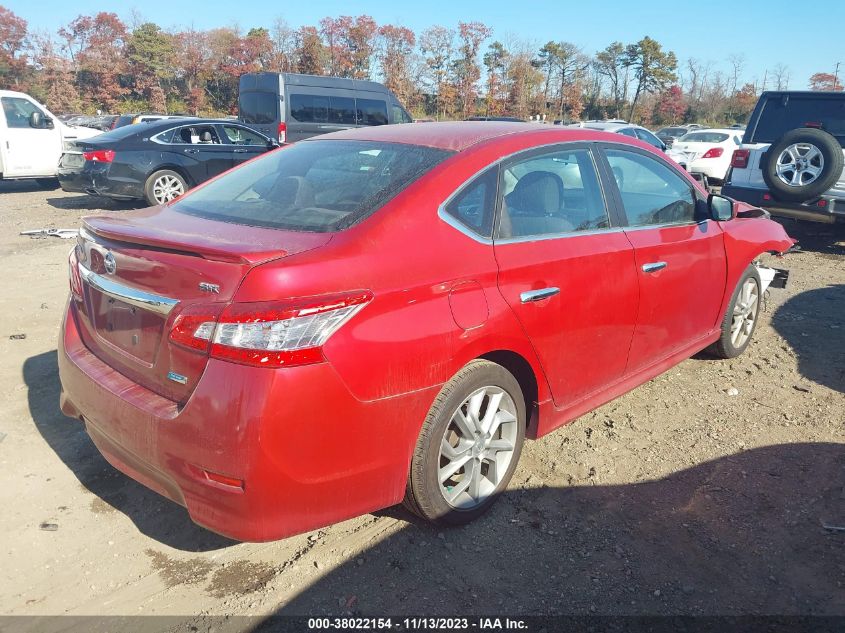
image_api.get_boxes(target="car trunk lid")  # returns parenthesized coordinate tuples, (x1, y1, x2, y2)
(73, 206, 331, 402)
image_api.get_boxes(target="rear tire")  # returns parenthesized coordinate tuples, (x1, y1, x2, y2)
(403, 360, 526, 526)
(144, 169, 187, 206)
(709, 265, 762, 359)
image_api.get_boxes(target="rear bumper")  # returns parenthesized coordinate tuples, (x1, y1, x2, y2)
(722, 184, 845, 224)
(58, 301, 437, 541)
(58, 161, 144, 200)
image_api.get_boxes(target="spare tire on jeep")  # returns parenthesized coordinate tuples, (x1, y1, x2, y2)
(762, 127, 844, 203)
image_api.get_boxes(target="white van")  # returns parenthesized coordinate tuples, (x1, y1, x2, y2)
(0, 90, 100, 183)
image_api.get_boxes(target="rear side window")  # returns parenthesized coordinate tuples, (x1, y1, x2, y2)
(239, 92, 278, 125)
(357, 99, 388, 126)
(172, 140, 453, 232)
(753, 96, 845, 144)
(499, 148, 609, 238)
(444, 168, 498, 237)
(289, 94, 356, 124)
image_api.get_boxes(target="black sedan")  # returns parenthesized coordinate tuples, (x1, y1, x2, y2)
(58, 118, 277, 205)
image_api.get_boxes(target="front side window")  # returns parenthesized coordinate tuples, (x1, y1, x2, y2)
(239, 92, 278, 125)
(221, 125, 267, 146)
(444, 168, 497, 238)
(172, 140, 453, 232)
(392, 104, 413, 124)
(357, 99, 389, 126)
(605, 149, 695, 227)
(2, 97, 45, 129)
(498, 148, 609, 238)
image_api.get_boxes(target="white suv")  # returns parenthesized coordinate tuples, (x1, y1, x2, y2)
(722, 91, 845, 225)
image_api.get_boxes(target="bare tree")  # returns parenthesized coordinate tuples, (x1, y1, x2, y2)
(773, 63, 789, 90)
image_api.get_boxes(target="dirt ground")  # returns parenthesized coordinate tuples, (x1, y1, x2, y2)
(0, 180, 843, 626)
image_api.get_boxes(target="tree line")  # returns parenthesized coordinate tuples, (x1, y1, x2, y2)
(0, 6, 841, 126)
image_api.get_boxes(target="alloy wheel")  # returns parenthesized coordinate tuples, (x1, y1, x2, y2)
(775, 142, 824, 187)
(438, 386, 518, 509)
(152, 174, 185, 203)
(731, 278, 759, 348)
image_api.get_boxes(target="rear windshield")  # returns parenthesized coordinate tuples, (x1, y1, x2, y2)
(172, 140, 453, 232)
(239, 92, 278, 125)
(752, 96, 845, 144)
(679, 132, 730, 143)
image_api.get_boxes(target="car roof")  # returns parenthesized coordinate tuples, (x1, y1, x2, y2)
(311, 121, 649, 152)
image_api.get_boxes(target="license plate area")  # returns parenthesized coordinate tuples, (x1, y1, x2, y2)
(89, 289, 165, 364)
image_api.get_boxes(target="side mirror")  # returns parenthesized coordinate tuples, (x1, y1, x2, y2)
(267, 139, 280, 149)
(29, 111, 42, 128)
(708, 193, 734, 222)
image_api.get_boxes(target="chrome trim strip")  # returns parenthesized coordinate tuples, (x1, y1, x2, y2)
(78, 262, 179, 316)
(496, 226, 624, 245)
(520, 287, 560, 303)
(642, 261, 668, 273)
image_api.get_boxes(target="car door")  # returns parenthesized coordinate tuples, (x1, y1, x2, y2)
(1, 95, 62, 177)
(167, 124, 234, 183)
(492, 144, 639, 407)
(599, 145, 727, 373)
(219, 124, 269, 167)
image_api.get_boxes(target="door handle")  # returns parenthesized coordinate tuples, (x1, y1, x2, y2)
(520, 287, 560, 303)
(233, 148, 248, 153)
(642, 261, 668, 273)
(183, 148, 200, 154)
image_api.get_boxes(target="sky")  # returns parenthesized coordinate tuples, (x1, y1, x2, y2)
(7, 0, 844, 90)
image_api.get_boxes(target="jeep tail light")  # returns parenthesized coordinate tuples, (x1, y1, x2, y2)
(83, 149, 115, 163)
(168, 292, 372, 367)
(731, 149, 750, 168)
(277, 122, 287, 144)
(701, 147, 724, 159)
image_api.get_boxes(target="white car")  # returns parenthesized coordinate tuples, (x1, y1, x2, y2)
(1, 90, 101, 183)
(666, 128, 744, 184)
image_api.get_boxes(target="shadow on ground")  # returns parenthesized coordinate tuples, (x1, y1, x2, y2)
(24, 350, 236, 552)
(276, 442, 845, 616)
(46, 194, 144, 211)
(775, 218, 845, 258)
(772, 284, 845, 393)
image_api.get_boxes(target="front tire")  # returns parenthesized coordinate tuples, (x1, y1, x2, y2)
(403, 360, 526, 526)
(709, 265, 762, 359)
(144, 169, 187, 206)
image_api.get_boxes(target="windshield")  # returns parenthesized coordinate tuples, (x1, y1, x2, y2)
(172, 140, 453, 232)
(679, 132, 730, 143)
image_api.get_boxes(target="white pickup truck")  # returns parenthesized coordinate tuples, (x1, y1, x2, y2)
(0, 90, 101, 183)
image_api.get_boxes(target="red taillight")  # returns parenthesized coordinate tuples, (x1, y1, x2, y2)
(731, 149, 750, 168)
(167, 291, 372, 368)
(83, 149, 115, 163)
(701, 147, 724, 159)
(68, 247, 82, 299)
(277, 122, 287, 144)
(168, 304, 224, 352)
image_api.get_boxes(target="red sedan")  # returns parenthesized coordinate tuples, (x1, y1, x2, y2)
(59, 122, 795, 541)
